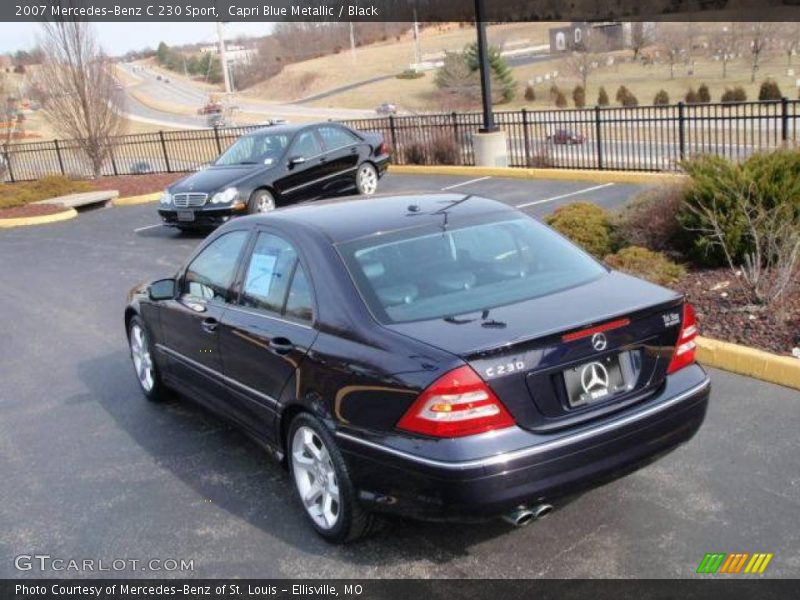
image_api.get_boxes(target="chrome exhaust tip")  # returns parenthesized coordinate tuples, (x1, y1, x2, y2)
(502, 504, 553, 527)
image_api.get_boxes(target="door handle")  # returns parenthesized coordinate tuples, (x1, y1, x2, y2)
(201, 317, 219, 333)
(269, 337, 294, 355)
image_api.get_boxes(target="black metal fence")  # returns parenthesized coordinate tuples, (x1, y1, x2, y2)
(3, 99, 800, 183)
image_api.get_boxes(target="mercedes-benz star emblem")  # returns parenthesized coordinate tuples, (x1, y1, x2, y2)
(591, 332, 607, 351)
(581, 362, 610, 395)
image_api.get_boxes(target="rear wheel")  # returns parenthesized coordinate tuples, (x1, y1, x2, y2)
(355, 163, 378, 195)
(128, 316, 167, 402)
(248, 189, 276, 214)
(288, 413, 377, 543)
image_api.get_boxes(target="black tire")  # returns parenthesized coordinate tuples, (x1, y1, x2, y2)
(247, 189, 277, 214)
(287, 412, 378, 543)
(127, 315, 168, 402)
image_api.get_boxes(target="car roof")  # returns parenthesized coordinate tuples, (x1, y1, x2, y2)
(247, 194, 518, 243)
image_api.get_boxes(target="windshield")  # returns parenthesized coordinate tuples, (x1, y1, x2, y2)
(339, 217, 606, 324)
(215, 133, 291, 166)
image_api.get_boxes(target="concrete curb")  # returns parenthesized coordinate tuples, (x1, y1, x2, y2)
(388, 165, 687, 185)
(112, 192, 161, 207)
(0, 207, 78, 229)
(696, 336, 800, 391)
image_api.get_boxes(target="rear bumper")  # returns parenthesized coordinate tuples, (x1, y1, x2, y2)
(336, 364, 710, 520)
(158, 206, 244, 228)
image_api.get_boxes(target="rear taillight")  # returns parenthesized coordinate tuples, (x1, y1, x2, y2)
(667, 303, 698, 374)
(378, 142, 390, 156)
(397, 365, 515, 438)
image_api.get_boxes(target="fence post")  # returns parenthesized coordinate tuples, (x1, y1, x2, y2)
(521, 108, 530, 167)
(677, 101, 686, 161)
(53, 139, 65, 175)
(4, 150, 14, 183)
(594, 106, 603, 170)
(451, 111, 459, 149)
(109, 144, 118, 176)
(388, 115, 398, 153)
(781, 96, 789, 144)
(213, 125, 222, 155)
(159, 131, 171, 173)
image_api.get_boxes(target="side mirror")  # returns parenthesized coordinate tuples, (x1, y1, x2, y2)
(148, 278, 176, 301)
(287, 155, 306, 168)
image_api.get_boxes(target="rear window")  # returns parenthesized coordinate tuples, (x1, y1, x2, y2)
(338, 217, 606, 324)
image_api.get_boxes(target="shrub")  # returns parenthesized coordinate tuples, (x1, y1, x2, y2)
(597, 86, 609, 106)
(396, 69, 424, 80)
(549, 84, 561, 100)
(604, 247, 686, 286)
(721, 86, 747, 103)
(545, 202, 615, 258)
(402, 139, 427, 165)
(614, 186, 685, 254)
(554, 90, 568, 108)
(572, 85, 586, 108)
(697, 83, 711, 103)
(616, 85, 638, 106)
(0, 176, 94, 210)
(524, 83, 536, 101)
(653, 89, 670, 105)
(758, 79, 783, 101)
(430, 134, 460, 165)
(615, 85, 631, 104)
(684, 88, 699, 104)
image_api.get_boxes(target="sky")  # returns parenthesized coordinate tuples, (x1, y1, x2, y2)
(0, 22, 275, 55)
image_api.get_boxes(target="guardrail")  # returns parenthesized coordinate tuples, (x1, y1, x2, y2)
(2, 99, 799, 183)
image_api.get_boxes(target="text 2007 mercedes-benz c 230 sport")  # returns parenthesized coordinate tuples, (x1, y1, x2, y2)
(125, 194, 710, 543)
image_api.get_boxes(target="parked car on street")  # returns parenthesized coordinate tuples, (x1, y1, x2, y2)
(547, 129, 585, 145)
(127, 193, 710, 542)
(157, 123, 390, 231)
(375, 102, 397, 115)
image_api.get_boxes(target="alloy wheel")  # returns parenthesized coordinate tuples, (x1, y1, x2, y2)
(129, 323, 154, 392)
(357, 164, 378, 195)
(255, 192, 275, 213)
(291, 425, 340, 530)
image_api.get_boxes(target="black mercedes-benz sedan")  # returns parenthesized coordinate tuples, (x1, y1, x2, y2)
(157, 122, 390, 230)
(126, 194, 710, 543)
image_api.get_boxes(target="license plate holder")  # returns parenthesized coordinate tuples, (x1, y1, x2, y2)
(177, 210, 195, 222)
(563, 354, 628, 408)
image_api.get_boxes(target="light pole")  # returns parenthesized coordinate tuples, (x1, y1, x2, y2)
(474, 0, 496, 133)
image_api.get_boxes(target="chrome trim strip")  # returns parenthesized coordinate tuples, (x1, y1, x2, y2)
(224, 304, 314, 330)
(283, 166, 358, 195)
(335, 377, 711, 471)
(156, 343, 279, 407)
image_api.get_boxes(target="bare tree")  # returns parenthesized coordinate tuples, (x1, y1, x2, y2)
(658, 25, 687, 80)
(630, 23, 654, 62)
(564, 34, 603, 90)
(777, 22, 800, 66)
(711, 23, 742, 79)
(746, 22, 775, 84)
(35, 21, 125, 177)
(0, 71, 17, 181)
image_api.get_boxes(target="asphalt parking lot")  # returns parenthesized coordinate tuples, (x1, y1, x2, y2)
(1, 173, 798, 579)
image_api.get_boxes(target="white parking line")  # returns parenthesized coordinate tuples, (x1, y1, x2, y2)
(440, 176, 492, 190)
(134, 223, 163, 233)
(515, 183, 615, 208)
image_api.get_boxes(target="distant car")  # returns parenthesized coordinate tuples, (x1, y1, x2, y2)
(131, 161, 153, 175)
(262, 118, 288, 126)
(164, 78, 170, 83)
(198, 102, 224, 115)
(547, 130, 585, 145)
(207, 113, 228, 128)
(375, 102, 397, 116)
(157, 122, 391, 230)
(156, 75, 162, 81)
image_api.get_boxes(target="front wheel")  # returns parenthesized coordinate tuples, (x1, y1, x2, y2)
(248, 189, 276, 214)
(288, 413, 377, 543)
(355, 163, 379, 195)
(128, 316, 167, 402)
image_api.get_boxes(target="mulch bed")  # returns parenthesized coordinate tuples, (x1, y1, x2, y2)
(0, 204, 71, 219)
(673, 268, 800, 357)
(86, 174, 184, 197)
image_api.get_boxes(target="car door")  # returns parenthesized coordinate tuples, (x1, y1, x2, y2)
(218, 229, 319, 444)
(271, 129, 327, 202)
(316, 125, 362, 193)
(157, 229, 251, 416)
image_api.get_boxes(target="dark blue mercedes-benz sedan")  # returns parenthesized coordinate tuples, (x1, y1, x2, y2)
(125, 193, 710, 543)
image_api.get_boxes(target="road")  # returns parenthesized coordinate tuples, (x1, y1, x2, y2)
(1, 173, 798, 579)
(117, 64, 376, 129)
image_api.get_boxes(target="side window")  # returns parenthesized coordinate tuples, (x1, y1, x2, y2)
(284, 265, 313, 323)
(241, 233, 298, 314)
(317, 126, 359, 150)
(290, 131, 323, 159)
(183, 231, 249, 302)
